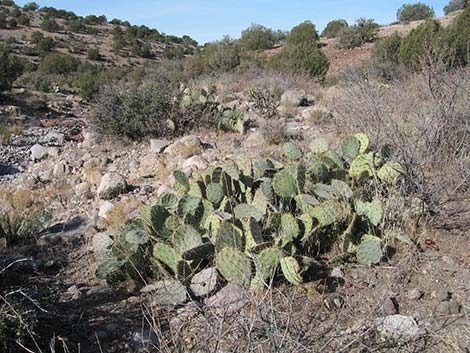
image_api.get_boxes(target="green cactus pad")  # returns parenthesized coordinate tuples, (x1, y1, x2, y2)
(283, 142, 302, 161)
(174, 170, 190, 194)
(307, 157, 330, 183)
(309, 138, 329, 154)
(280, 257, 302, 285)
(309, 200, 350, 227)
(243, 218, 263, 249)
(356, 235, 383, 265)
(95, 259, 125, 284)
(177, 196, 202, 217)
(355, 198, 383, 226)
(330, 179, 353, 199)
(182, 242, 214, 261)
(123, 222, 149, 245)
(222, 160, 240, 180)
(173, 224, 203, 254)
(281, 213, 300, 244)
(206, 183, 225, 204)
(377, 162, 403, 184)
(256, 247, 284, 282)
(233, 203, 264, 222)
(252, 188, 268, 215)
(92, 232, 115, 258)
(349, 153, 375, 181)
(354, 133, 369, 154)
(215, 221, 244, 251)
(153, 242, 181, 273)
(321, 150, 344, 170)
(273, 169, 297, 198)
(157, 192, 179, 212)
(341, 136, 361, 164)
(216, 247, 252, 287)
(312, 183, 337, 200)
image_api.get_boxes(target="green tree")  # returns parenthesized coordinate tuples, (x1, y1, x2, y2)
(86, 48, 101, 61)
(445, 7, 470, 65)
(239, 23, 276, 51)
(372, 32, 403, 65)
(0, 45, 23, 92)
(336, 18, 379, 49)
(321, 19, 348, 38)
(40, 18, 60, 32)
(397, 3, 435, 22)
(443, 0, 468, 14)
(23, 2, 39, 11)
(286, 21, 319, 45)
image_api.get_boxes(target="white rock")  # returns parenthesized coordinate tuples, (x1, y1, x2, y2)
(30, 144, 48, 161)
(164, 135, 202, 157)
(281, 89, 308, 108)
(182, 155, 209, 171)
(98, 201, 114, 219)
(149, 139, 171, 153)
(205, 283, 250, 315)
(97, 173, 128, 200)
(376, 315, 421, 338)
(53, 161, 70, 177)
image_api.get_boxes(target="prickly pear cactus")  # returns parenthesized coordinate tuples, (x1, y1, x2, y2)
(273, 169, 298, 198)
(340, 136, 361, 164)
(280, 257, 302, 285)
(355, 198, 383, 227)
(356, 235, 383, 265)
(233, 203, 264, 222)
(216, 247, 252, 287)
(377, 162, 403, 184)
(283, 142, 302, 161)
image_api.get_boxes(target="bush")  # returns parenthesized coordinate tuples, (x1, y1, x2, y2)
(286, 21, 319, 45)
(93, 78, 177, 139)
(445, 8, 470, 66)
(397, 3, 435, 22)
(0, 45, 22, 91)
(40, 18, 60, 32)
(39, 53, 79, 75)
(36, 36, 55, 56)
(30, 30, 43, 44)
(444, 0, 467, 14)
(337, 18, 379, 49)
(271, 42, 329, 80)
(239, 23, 276, 51)
(23, 2, 39, 11)
(7, 18, 16, 28)
(17, 14, 29, 26)
(398, 19, 444, 70)
(321, 19, 348, 38)
(86, 47, 101, 61)
(202, 38, 240, 72)
(372, 32, 402, 65)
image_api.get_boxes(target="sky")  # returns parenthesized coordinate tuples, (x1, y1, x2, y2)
(14, 0, 450, 44)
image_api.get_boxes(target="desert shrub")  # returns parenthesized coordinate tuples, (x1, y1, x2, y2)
(0, 45, 22, 92)
(321, 19, 348, 38)
(23, 2, 38, 11)
(0, 189, 50, 246)
(7, 18, 16, 28)
(337, 18, 379, 49)
(10, 7, 20, 17)
(335, 66, 470, 219)
(1, 0, 16, 6)
(239, 23, 276, 51)
(445, 8, 470, 66)
(397, 2, 435, 23)
(398, 19, 445, 70)
(40, 18, 60, 32)
(77, 64, 112, 100)
(93, 77, 177, 139)
(372, 32, 403, 65)
(39, 53, 79, 75)
(30, 30, 43, 44)
(443, 0, 467, 14)
(286, 21, 319, 45)
(36, 36, 55, 56)
(86, 47, 101, 61)
(17, 14, 29, 26)
(67, 19, 83, 33)
(202, 38, 240, 72)
(0, 14, 6, 29)
(271, 42, 329, 80)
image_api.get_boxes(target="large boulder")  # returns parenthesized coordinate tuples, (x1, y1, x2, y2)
(97, 173, 128, 200)
(165, 135, 202, 159)
(149, 139, 171, 153)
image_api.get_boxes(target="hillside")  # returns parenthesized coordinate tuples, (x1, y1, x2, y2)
(1, 2, 469, 353)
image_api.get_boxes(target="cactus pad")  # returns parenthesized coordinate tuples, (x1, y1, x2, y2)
(356, 235, 383, 265)
(355, 198, 383, 226)
(283, 142, 302, 161)
(206, 183, 225, 205)
(280, 257, 302, 285)
(216, 247, 252, 287)
(273, 169, 297, 198)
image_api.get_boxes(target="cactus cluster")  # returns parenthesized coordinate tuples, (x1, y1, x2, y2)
(94, 133, 404, 290)
(181, 87, 248, 134)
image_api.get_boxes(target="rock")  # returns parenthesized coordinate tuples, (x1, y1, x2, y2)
(205, 283, 250, 315)
(38, 169, 52, 183)
(47, 147, 59, 158)
(137, 154, 161, 178)
(150, 139, 171, 153)
(142, 280, 188, 306)
(44, 131, 65, 144)
(330, 267, 345, 279)
(53, 160, 70, 177)
(377, 315, 420, 338)
(30, 144, 48, 161)
(131, 329, 159, 352)
(76, 182, 91, 197)
(407, 288, 424, 301)
(380, 297, 399, 315)
(82, 130, 103, 147)
(98, 201, 114, 219)
(190, 267, 218, 297)
(165, 135, 202, 158)
(182, 155, 209, 171)
(436, 301, 461, 315)
(169, 302, 201, 333)
(280, 89, 309, 108)
(285, 121, 308, 136)
(432, 289, 450, 302)
(97, 173, 128, 200)
(83, 157, 102, 170)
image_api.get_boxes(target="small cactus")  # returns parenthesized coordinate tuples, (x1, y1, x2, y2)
(216, 247, 252, 287)
(283, 142, 302, 161)
(280, 257, 302, 285)
(356, 235, 383, 265)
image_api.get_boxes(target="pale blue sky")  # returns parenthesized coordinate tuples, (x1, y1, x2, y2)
(15, 0, 450, 43)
